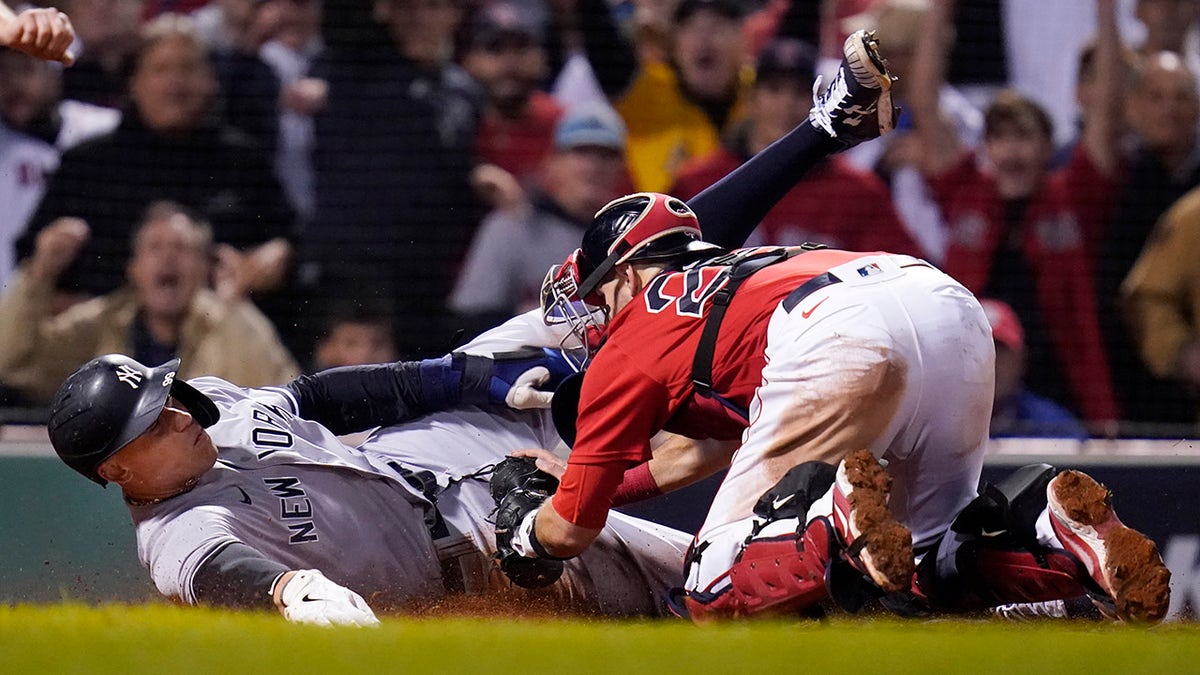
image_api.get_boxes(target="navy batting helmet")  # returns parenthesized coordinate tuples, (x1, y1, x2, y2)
(47, 354, 220, 485)
(574, 193, 721, 302)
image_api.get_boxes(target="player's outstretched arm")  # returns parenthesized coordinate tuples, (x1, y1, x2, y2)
(285, 348, 572, 434)
(0, 3, 76, 65)
(191, 542, 378, 626)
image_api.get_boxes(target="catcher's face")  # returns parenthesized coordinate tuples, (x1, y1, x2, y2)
(540, 252, 607, 370)
(97, 400, 218, 502)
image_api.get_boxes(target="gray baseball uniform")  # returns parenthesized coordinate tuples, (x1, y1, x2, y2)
(131, 376, 689, 617)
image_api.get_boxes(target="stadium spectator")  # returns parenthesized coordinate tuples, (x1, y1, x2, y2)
(615, 0, 753, 192)
(983, 298, 1088, 440)
(60, 0, 146, 108)
(450, 102, 628, 333)
(670, 37, 920, 255)
(838, 0, 984, 262)
(16, 14, 295, 304)
(1096, 50, 1200, 427)
(311, 302, 398, 371)
(190, 0, 283, 151)
(0, 201, 299, 405)
(906, 0, 1122, 426)
(307, 0, 479, 358)
(462, 1, 562, 190)
(258, 0, 325, 225)
(1121, 182, 1200, 428)
(0, 48, 119, 287)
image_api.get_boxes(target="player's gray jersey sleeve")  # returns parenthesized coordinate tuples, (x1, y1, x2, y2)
(135, 503, 244, 605)
(456, 309, 572, 355)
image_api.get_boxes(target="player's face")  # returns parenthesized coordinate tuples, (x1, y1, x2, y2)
(673, 10, 744, 103)
(100, 400, 218, 501)
(984, 124, 1052, 200)
(597, 265, 636, 318)
(129, 35, 218, 134)
(127, 215, 209, 320)
(0, 51, 61, 130)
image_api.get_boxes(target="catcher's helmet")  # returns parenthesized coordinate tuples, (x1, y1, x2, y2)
(574, 193, 721, 302)
(47, 354, 220, 485)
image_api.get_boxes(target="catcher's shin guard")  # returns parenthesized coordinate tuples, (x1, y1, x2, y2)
(831, 450, 914, 593)
(917, 537, 1092, 610)
(678, 518, 835, 623)
(1047, 470, 1171, 623)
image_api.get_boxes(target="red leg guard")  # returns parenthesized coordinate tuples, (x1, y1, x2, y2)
(916, 545, 1092, 611)
(684, 520, 834, 623)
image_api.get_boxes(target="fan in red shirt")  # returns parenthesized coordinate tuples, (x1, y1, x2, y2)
(462, 2, 564, 188)
(904, 0, 1124, 425)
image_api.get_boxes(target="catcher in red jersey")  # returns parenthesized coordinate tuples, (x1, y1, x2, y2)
(489, 30, 1172, 624)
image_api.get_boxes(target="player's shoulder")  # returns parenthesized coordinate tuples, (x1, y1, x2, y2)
(187, 376, 299, 415)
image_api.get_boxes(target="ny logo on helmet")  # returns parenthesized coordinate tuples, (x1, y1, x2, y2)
(115, 364, 144, 389)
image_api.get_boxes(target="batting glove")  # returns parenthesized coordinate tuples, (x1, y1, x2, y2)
(274, 570, 380, 627)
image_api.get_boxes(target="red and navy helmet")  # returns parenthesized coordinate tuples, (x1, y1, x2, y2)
(574, 193, 721, 302)
(539, 193, 721, 370)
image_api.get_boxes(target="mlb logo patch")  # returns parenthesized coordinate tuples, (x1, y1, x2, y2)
(857, 263, 882, 278)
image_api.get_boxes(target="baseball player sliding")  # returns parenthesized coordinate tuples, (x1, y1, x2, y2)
(0, 3, 75, 64)
(46, 314, 690, 626)
(490, 30, 1171, 623)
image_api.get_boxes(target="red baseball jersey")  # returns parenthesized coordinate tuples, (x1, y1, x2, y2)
(553, 247, 881, 527)
(671, 152, 922, 256)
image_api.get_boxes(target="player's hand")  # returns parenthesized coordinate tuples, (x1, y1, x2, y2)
(0, 7, 77, 65)
(481, 348, 574, 410)
(509, 449, 567, 479)
(28, 217, 88, 283)
(273, 569, 380, 627)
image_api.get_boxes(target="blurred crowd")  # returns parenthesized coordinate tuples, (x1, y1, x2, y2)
(3, 0, 1200, 439)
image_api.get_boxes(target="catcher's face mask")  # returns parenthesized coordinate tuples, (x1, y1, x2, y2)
(540, 250, 606, 371)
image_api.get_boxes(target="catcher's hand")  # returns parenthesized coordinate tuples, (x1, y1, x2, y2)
(489, 455, 559, 503)
(493, 487, 564, 588)
(273, 569, 380, 627)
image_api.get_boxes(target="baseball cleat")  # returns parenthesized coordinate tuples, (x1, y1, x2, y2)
(1047, 470, 1171, 623)
(830, 449, 914, 593)
(808, 29, 898, 147)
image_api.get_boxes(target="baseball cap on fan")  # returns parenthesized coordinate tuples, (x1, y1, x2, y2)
(980, 299, 1025, 352)
(554, 103, 627, 152)
(466, 1, 547, 49)
(673, 0, 748, 23)
(754, 37, 818, 87)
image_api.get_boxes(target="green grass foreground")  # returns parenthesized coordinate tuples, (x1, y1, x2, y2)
(3, 603, 1198, 674)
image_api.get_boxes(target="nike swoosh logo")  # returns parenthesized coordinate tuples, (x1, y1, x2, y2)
(771, 493, 794, 510)
(235, 487, 252, 505)
(301, 594, 319, 603)
(801, 297, 829, 319)
(980, 528, 1007, 538)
